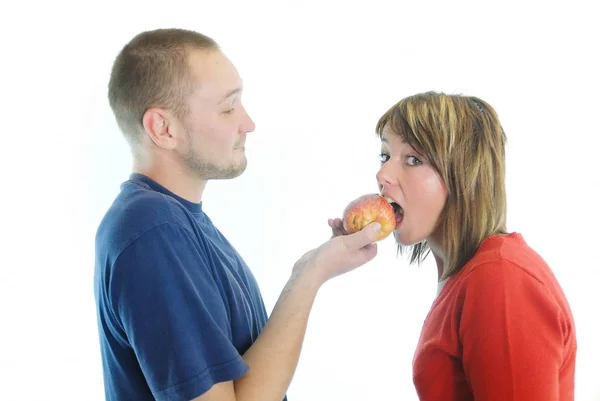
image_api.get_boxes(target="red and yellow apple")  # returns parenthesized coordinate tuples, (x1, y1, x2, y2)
(342, 193, 396, 241)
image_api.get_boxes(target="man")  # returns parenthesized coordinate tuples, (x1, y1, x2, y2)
(94, 28, 381, 401)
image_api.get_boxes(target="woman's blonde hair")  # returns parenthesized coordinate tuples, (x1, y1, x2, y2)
(376, 91, 508, 280)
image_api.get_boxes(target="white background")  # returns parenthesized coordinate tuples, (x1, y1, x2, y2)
(1, 0, 599, 400)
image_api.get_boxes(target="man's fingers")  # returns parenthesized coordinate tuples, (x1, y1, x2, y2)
(342, 222, 381, 250)
(328, 218, 349, 238)
(335, 219, 348, 235)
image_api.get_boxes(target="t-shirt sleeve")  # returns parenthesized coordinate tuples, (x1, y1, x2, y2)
(459, 261, 567, 401)
(109, 222, 248, 401)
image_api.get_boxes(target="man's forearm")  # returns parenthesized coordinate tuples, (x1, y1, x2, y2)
(232, 222, 380, 401)
(234, 268, 322, 401)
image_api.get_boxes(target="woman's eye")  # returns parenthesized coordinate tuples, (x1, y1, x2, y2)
(378, 153, 390, 164)
(407, 155, 422, 166)
(222, 108, 235, 115)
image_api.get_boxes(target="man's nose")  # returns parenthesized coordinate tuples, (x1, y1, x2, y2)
(241, 105, 256, 134)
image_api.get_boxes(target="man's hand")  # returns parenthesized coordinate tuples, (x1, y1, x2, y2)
(294, 220, 381, 285)
(191, 220, 381, 401)
(327, 217, 348, 238)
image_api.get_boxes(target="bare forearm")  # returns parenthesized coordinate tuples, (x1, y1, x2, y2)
(190, 225, 379, 401)
(231, 222, 380, 401)
(234, 269, 321, 401)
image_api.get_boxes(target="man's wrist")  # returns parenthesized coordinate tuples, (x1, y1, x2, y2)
(287, 260, 324, 295)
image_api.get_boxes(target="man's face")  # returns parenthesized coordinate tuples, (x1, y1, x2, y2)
(174, 49, 256, 180)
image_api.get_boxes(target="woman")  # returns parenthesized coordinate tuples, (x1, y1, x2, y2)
(330, 91, 577, 400)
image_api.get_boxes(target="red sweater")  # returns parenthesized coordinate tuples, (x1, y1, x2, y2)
(413, 233, 577, 401)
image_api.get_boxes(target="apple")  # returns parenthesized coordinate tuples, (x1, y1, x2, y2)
(342, 193, 396, 241)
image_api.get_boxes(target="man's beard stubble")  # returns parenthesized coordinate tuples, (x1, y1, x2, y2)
(183, 131, 247, 180)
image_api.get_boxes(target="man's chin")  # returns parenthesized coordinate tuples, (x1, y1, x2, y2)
(229, 159, 247, 178)
(207, 162, 247, 180)
(225, 166, 246, 179)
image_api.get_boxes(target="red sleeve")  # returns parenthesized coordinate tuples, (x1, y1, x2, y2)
(459, 261, 565, 401)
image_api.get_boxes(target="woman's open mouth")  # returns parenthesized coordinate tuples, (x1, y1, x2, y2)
(385, 197, 404, 228)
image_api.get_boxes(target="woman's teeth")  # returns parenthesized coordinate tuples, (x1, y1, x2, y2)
(385, 197, 404, 215)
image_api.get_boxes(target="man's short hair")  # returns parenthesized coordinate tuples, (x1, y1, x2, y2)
(108, 28, 219, 146)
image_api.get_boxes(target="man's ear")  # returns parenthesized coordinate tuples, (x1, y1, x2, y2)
(142, 108, 177, 150)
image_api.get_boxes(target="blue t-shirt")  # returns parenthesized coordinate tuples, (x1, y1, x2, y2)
(94, 173, 274, 400)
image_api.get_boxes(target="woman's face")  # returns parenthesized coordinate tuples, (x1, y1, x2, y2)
(376, 127, 448, 246)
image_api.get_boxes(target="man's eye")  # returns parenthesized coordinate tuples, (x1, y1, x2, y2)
(407, 155, 422, 166)
(222, 108, 235, 115)
(378, 153, 390, 164)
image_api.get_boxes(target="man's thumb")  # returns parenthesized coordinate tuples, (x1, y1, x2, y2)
(345, 222, 381, 249)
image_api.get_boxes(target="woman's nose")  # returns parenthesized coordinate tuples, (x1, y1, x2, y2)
(376, 164, 394, 190)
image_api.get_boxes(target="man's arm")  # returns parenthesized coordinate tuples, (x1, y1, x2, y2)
(192, 221, 382, 401)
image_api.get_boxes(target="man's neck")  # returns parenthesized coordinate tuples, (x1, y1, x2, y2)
(133, 160, 207, 203)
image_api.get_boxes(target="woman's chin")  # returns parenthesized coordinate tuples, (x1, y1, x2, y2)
(393, 231, 410, 246)
(393, 230, 423, 247)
